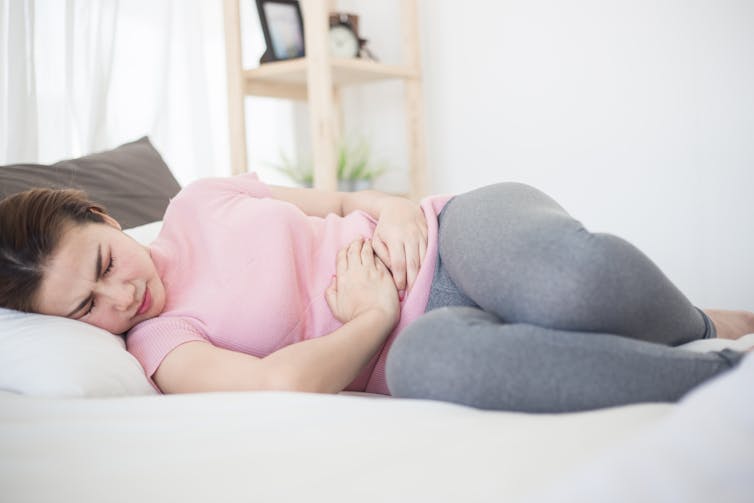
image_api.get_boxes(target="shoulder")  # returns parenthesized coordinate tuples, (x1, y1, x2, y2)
(179, 172, 272, 201)
(159, 172, 272, 224)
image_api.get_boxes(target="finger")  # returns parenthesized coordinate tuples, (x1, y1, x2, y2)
(361, 238, 375, 267)
(372, 236, 391, 270)
(405, 242, 420, 292)
(418, 216, 428, 238)
(387, 241, 407, 291)
(374, 254, 388, 271)
(374, 255, 395, 282)
(336, 246, 348, 276)
(348, 238, 363, 266)
(416, 217, 428, 252)
(324, 277, 337, 311)
(418, 235, 427, 269)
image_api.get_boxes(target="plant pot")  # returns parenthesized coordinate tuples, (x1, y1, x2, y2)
(337, 179, 373, 192)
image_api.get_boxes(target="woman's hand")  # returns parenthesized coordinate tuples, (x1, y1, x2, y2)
(371, 197, 428, 296)
(325, 238, 400, 328)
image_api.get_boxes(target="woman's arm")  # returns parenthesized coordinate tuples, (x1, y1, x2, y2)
(153, 309, 394, 394)
(268, 184, 393, 219)
(265, 308, 395, 393)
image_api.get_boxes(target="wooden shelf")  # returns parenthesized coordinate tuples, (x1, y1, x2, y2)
(243, 58, 417, 100)
(224, 0, 427, 198)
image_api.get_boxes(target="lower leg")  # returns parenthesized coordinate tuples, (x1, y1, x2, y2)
(386, 307, 745, 413)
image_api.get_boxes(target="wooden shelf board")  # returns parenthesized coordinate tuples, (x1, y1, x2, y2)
(242, 58, 417, 93)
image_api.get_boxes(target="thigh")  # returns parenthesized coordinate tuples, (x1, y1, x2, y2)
(386, 307, 742, 413)
(437, 182, 711, 344)
(437, 182, 589, 321)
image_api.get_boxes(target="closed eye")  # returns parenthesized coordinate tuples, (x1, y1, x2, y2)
(83, 256, 115, 317)
(104, 256, 115, 276)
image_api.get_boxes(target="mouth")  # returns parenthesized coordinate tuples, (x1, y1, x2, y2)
(136, 285, 152, 316)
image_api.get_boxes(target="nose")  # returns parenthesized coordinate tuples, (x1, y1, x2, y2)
(96, 280, 137, 312)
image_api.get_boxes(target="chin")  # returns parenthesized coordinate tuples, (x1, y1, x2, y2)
(86, 317, 140, 335)
(121, 320, 141, 333)
(103, 320, 136, 335)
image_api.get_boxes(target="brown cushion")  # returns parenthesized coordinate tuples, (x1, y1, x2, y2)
(0, 137, 181, 229)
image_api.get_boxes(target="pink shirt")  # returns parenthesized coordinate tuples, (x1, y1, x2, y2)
(126, 172, 451, 394)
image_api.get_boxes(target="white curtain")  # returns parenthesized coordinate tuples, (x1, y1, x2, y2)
(0, 0, 232, 185)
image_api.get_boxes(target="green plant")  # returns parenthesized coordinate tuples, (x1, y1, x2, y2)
(336, 136, 387, 182)
(265, 148, 314, 187)
(267, 136, 388, 187)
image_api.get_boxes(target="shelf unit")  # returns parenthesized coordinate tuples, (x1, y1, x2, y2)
(223, 0, 427, 200)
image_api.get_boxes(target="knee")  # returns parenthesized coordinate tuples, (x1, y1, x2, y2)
(387, 308, 472, 368)
(386, 307, 499, 397)
(389, 307, 499, 357)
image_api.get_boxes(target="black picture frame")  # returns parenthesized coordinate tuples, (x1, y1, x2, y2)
(255, 0, 306, 63)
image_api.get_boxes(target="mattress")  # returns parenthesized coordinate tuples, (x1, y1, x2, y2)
(2, 337, 753, 503)
(0, 389, 670, 502)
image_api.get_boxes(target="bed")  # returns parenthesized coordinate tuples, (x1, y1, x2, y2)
(1, 138, 752, 502)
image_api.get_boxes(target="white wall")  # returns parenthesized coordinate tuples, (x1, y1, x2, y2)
(339, 0, 754, 311)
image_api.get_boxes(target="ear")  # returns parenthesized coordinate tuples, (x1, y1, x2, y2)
(90, 209, 122, 231)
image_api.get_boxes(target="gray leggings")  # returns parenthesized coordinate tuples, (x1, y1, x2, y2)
(385, 182, 744, 412)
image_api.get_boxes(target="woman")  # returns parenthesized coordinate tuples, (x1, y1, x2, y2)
(1, 173, 751, 412)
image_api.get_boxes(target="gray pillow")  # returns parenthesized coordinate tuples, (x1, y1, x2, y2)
(0, 136, 181, 229)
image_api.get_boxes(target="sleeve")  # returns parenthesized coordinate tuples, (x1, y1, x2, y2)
(125, 317, 210, 393)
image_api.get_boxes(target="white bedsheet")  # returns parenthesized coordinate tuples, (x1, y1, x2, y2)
(0, 390, 669, 502)
(1, 336, 751, 503)
(527, 350, 754, 503)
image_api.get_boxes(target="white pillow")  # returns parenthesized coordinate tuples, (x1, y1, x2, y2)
(0, 221, 163, 398)
(0, 309, 157, 397)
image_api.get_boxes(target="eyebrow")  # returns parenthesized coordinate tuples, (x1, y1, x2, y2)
(65, 244, 102, 318)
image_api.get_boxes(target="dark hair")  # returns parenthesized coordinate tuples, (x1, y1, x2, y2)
(0, 188, 108, 312)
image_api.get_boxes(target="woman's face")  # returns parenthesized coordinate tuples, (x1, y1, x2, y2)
(35, 215, 166, 334)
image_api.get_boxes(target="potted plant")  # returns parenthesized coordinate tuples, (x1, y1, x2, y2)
(266, 148, 314, 187)
(335, 136, 387, 191)
(268, 136, 388, 191)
